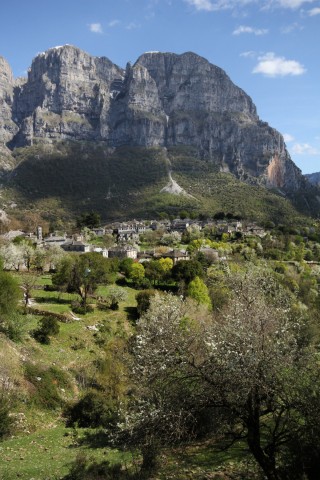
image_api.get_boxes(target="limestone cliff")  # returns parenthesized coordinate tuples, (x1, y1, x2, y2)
(10, 45, 124, 146)
(0, 45, 306, 191)
(0, 56, 18, 172)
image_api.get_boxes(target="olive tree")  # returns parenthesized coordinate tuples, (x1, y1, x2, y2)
(120, 266, 320, 479)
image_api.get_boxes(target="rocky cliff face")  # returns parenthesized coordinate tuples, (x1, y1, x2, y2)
(0, 56, 18, 171)
(0, 45, 304, 191)
(305, 172, 320, 186)
(0, 57, 18, 144)
(10, 45, 124, 146)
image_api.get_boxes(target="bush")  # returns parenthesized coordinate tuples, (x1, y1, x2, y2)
(0, 313, 24, 342)
(65, 391, 118, 429)
(71, 302, 94, 315)
(44, 284, 57, 291)
(31, 315, 60, 344)
(135, 277, 152, 290)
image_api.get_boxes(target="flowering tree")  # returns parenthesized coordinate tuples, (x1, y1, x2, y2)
(121, 266, 320, 479)
(0, 243, 24, 271)
(106, 286, 127, 310)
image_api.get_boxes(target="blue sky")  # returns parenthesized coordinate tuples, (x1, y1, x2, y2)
(1, 0, 319, 173)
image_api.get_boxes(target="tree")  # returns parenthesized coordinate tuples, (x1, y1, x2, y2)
(172, 259, 204, 284)
(187, 276, 211, 307)
(20, 274, 38, 309)
(106, 286, 127, 310)
(45, 243, 66, 271)
(33, 248, 47, 273)
(0, 243, 24, 271)
(13, 238, 35, 272)
(119, 257, 134, 277)
(76, 211, 101, 229)
(144, 258, 173, 286)
(144, 260, 163, 286)
(160, 231, 181, 246)
(186, 238, 205, 254)
(128, 262, 145, 287)
(136, 289, 157, 317)
(121, 267, 320, 480)
(52, 253, 113, 308)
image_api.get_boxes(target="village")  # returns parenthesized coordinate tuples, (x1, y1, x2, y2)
(0, 216, 267, 270)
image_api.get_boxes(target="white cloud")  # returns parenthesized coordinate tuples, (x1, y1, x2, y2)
(292, 143, 319, 155)
(185, 0, 317, 11)
(108, 20, 120, 27)
(280, 22, 303, 33)
(283, 133, 295, 142)
(240, 51, 257, 58)
(185, 0, 216, 11)
(253, 52, 306, 77)
(233, 25, 268, 35)
(184, 0, 257, 12)
(89, 23, 103, 34)
(126, 22, 141, 30)
(273, 0, 315, 8)
(308, 6, 320, 15)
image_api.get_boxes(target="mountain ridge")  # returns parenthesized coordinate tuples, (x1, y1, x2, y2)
(0, 45, 319, 224)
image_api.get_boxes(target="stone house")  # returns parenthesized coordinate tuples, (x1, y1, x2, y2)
(60, 240, 91, 253)
(43, 233, 67, 246)
(160, 249, 190, 265)
(108, 245, 138, 259)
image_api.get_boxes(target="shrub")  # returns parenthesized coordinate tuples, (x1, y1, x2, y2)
(64, 391, 118, 429)
(44, 284, 57, 292)
(71, 302, 94, 315)
(0, 313, 24, 342)
(31, 315, 60, 344)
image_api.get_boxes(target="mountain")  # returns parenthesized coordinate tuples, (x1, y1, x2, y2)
(305, 172, 320, 186)
(0, 45, 319, 225)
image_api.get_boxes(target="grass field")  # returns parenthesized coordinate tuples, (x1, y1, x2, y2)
(0, 426, 132, 480)
(0, 426, 252, 480)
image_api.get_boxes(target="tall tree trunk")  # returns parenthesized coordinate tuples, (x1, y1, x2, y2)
(246, 391, 279, 480)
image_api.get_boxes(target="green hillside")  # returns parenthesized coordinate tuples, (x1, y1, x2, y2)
(1, 141, 317, 226)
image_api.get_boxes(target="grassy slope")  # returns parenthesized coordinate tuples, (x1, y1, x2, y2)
(1, 141, 316, 226)
(0, 275, 137, 478)
(0, 275, 253, 479)
(0, 427, 131, 480)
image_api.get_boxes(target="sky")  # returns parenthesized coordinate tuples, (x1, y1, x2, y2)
(0, 0, 319, 174)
